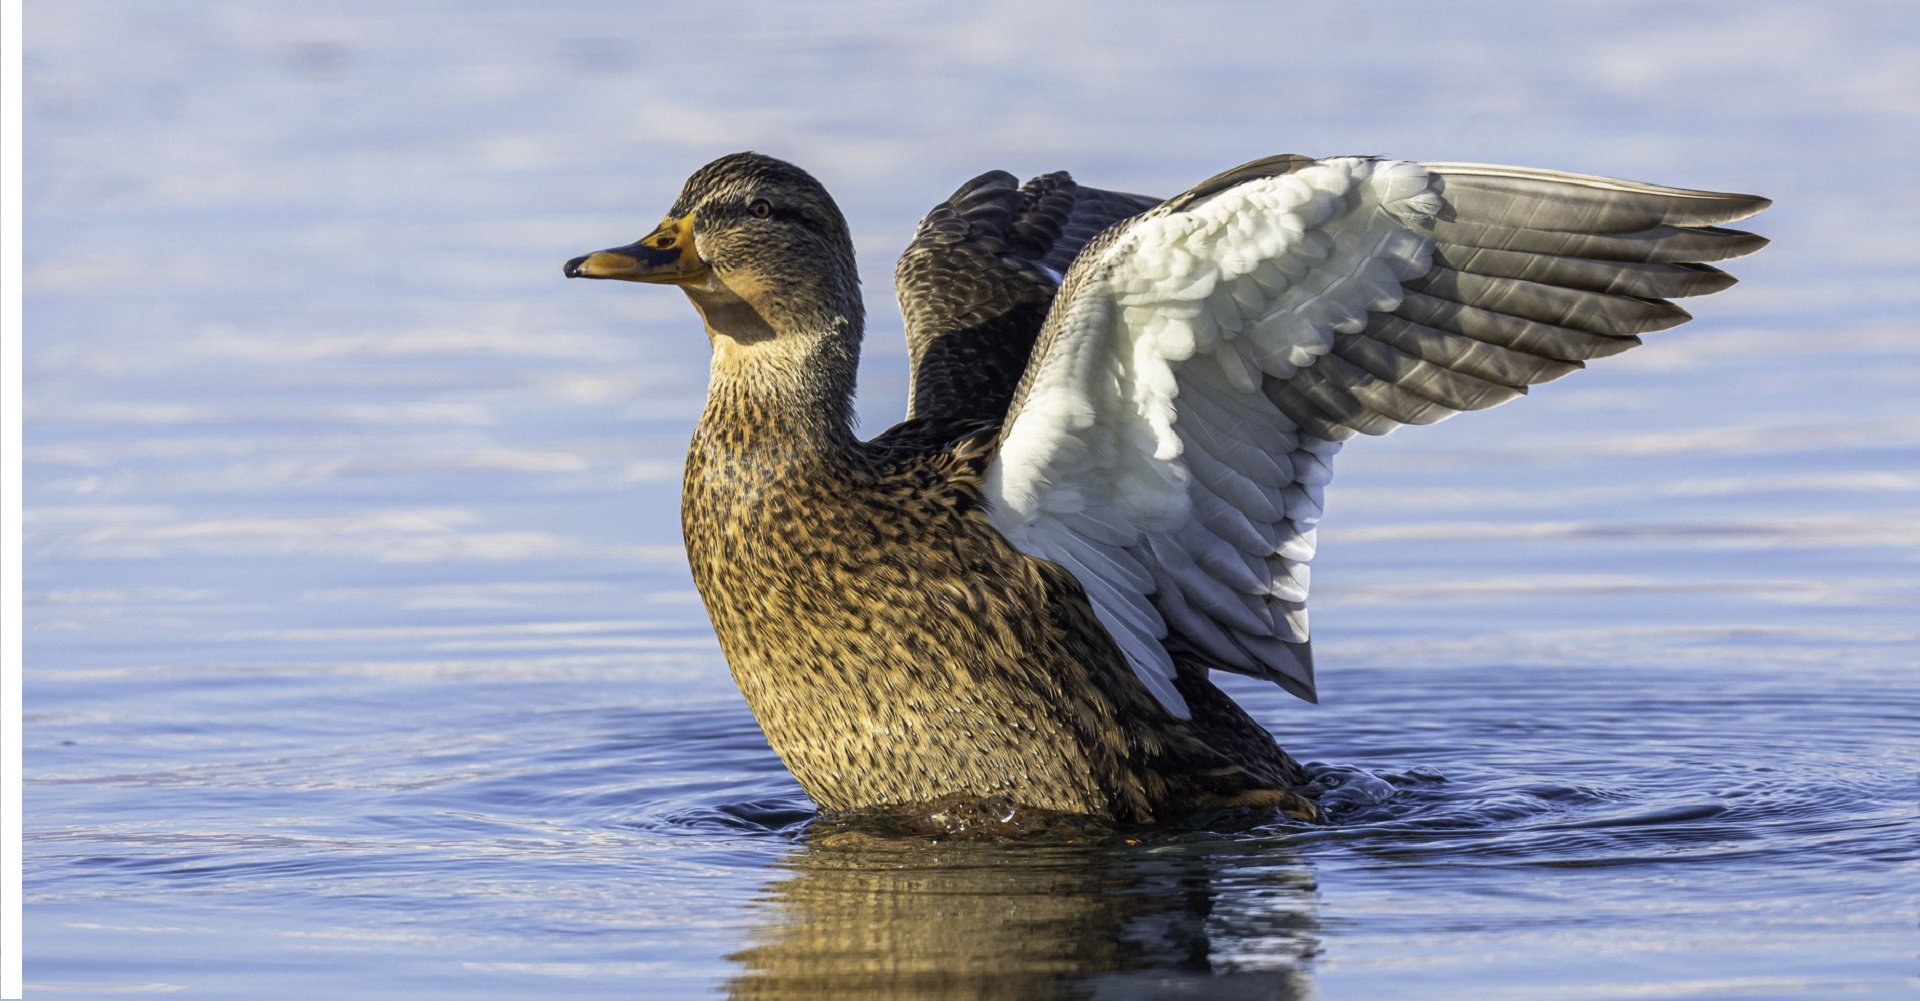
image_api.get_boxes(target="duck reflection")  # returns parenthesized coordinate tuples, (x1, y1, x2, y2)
(725, 832, 1319, 1000)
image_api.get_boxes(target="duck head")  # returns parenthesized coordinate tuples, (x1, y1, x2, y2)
(565, 152, 863, 349)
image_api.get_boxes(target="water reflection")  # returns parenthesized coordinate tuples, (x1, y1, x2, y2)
(726, 835, 1320, 1000)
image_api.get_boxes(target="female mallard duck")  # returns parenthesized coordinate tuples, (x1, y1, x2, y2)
(566, 152, 1767, 827)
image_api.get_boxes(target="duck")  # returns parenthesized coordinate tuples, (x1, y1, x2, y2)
(565, 151, 1767, 828)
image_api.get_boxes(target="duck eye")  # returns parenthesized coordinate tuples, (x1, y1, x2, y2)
(748, 199, 772, 219)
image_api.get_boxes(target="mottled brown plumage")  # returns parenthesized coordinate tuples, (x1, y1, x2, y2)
(567, 152, 1315, 825)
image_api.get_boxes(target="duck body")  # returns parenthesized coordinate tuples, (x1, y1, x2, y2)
(684, 405, 1311, 821)
(679, 295, 1311, 822)
(567, 151, 1767, 828)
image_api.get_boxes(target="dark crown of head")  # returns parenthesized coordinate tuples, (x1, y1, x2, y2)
(676, 152, 832, 215)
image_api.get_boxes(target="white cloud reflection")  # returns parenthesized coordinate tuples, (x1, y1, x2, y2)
(26, 506, 678, 563)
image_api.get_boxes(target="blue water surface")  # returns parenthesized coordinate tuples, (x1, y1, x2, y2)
(22, 2, 1920, 998)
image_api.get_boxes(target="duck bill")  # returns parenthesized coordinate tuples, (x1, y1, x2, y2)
(564, 213, 709, 284)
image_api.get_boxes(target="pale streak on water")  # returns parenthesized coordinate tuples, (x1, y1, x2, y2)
(20, 1, 1920, 998)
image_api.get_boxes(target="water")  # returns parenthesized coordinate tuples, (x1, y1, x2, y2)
(21, 1, 1920, 997)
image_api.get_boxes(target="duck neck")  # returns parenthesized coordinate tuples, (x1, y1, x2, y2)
(687, 284, 865, 471)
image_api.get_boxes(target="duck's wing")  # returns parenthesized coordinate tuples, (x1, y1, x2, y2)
(983, 155, 1769, 717)
(895, 171, 1160, 424)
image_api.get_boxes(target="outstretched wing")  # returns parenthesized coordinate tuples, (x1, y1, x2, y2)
(895, 170, 1160, 424)
(983, 155, 1769, 717)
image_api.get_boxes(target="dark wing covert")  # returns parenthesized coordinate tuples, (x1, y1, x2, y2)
(894, 170, 1160, 425)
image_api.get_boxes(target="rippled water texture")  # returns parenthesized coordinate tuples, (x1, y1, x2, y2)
(22, 1, 1920, 998)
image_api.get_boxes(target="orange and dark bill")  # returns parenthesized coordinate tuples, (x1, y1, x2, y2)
(564, 213, 708, 284)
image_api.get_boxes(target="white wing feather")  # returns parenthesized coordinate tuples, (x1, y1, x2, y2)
(987, 158, 1433, 716)
(984, 156, 1767, 718)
